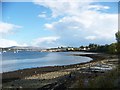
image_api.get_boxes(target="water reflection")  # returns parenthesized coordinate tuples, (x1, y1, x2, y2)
(2, 51, 93, 72)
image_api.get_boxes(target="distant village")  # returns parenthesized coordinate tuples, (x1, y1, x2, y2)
(0, 46, 90, 53)
(41, 47, 90, 52)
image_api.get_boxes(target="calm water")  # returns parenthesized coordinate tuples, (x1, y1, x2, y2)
(1, 51, 93, 73)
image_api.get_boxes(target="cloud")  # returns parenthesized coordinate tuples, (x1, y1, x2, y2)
(0, 39, 27, 48)
(85, 36, 96, 40)
(45, 13, 117, 39)
(38, 14, 47, 18)
(0, 22, 25, 47)
(33, 36, 60, 47)
(0, 22, 22, 34)
(34, 0, 91, 17)
(35, 36, 60, 44)
(34, 0, 111, 17)
(0, 22, 27, 47)
(34, 0, 118, 46)
(88, 5, 110, 10)
(44, 23, 53, 29)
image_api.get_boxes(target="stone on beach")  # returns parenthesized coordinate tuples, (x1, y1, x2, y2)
(25, 71, 70, 80)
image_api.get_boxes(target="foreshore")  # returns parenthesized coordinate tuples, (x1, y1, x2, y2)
(2, 53, 118, 89)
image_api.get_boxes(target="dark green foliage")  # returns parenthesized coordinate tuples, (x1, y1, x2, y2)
(115, 31, 120, 54)
(80, 46, 84, 49)
(87, 43, 117, 54)
(115, 31, 120, 43)
(108, 43, 117, 54)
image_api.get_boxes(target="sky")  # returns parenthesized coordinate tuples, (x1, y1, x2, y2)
(0, 0, 119, 48)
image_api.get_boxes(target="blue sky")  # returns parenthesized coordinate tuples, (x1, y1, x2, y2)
(0, 1, 118, 48)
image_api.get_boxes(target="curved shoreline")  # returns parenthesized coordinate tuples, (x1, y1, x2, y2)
(2, 53, 117, 84)
(2, 53, 119, 89)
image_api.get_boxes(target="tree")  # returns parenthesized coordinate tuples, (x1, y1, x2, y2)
(108, 43, 117, 54)
(115, 31, 120, 69)
(115, 31, 120, 54)
(115, 31, 120, 43)
(80, 46, 84, 49)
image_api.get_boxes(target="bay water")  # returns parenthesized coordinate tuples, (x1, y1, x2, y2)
(1, 51, 93, 73)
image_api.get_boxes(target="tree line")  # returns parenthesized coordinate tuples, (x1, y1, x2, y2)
(80, 31, 120, 54)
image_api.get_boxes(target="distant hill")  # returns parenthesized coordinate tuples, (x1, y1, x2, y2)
(0, 46, 46, 51)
